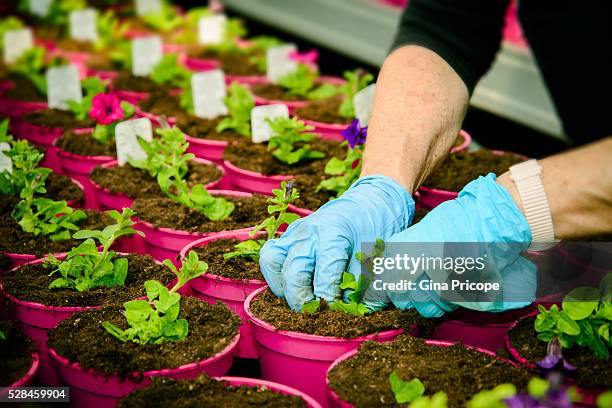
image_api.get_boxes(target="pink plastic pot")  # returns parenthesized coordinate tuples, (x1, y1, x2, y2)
(185, 134, 228, 164)
(451, 129, 472, 153)
(326, 339, 518, 408)
(223, 160, 293, 195)
(226, 74, 268, 86)
(182, 56, 220, 72)
(0, 352, 40, 396)
(85, 68, 119, 81)
(288, 203, 313, 218)
(180, 231, 267, 359)
(48, 333, 239, 408)
(299, 118, 349, 142)
(90, 158, 224, 212)
(216, 377, 322, 408)
(0, 85, 47, 118)
(135, 190, 255, 265)
(114, 89, 150, 105)
(244, 286, 407, 406)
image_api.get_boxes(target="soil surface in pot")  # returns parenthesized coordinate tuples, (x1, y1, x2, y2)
(191, 49, 265, 77)
(90, 161, 223, 200)
(54, 38, 94, 53)
(193, 239, 263, 281)
(46, 172, 85, 203)
(328, 335, 532, 408)
(251, 83, 303, 102)
(2, 254, 174, 307)
(56, 131, 116, 157)
(508, 315, 611, 390)
(113, 71, 169, 93)
(22, 108, 91, 129)
(223, 136, 345, 176)
(132, 194, 269, 233)
(0, 199, 108, 256)
(138, 91, 243, 142)
(250, 288, 423, 338)
(0, 320, 36, 387)
(48, 297, 240, 379)
(118, 375, 307, 408)
(291, 173, 336, 211)
(294, 97, 349, 125)
(2, 73, 47, 102)
(423, 149, 525, 192)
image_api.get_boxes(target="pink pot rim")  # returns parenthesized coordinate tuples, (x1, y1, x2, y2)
(216, 376, 322, 408)
(450, 129, 472, 153)
(297, 117, 350, 130)
(48, 331, 240, 379)
(185, 133, 229, 148)
(89, 158, 225, 200)
(52, 134, 115, 162)
(287, 203, 313, 216)
(504, 311, 538, 368)
(223, 160, 293, 182)
(244, 285, 404, 343)
(8, 352, 40, 389)
(135, 189, 254, 237)
(179, 230, 268, 286)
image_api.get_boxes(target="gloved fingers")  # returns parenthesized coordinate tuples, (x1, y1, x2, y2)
(312, 238, 351, 302)
(259, 238, 290, 298)
(281, 235, 317, 311)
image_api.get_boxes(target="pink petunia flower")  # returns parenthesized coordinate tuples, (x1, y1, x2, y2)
(89, 93, 125, 125)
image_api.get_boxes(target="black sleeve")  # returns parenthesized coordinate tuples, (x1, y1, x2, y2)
(391, 0, 510, 94)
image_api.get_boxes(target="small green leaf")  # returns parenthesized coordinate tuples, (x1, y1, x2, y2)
(389, 372, 425, 404)
(301, 300, 321, 314)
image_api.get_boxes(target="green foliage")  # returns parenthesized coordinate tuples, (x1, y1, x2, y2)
(215, 83, 254, 137)
(0, 16, 24, 51)
(301, 299, 320, 314)
(150, 54, 191, 88)
(407, 393, 448, 408)
(108, 40, 131, 70)
(317, 141, 363, 197)
(597, 390, 612, 408)
(527, 377, 549, 399)
(140, 2, 182, 33)
(0, 329, 5, 341)
(94, 10, 128, 51)
(9, 46, 63, 94)
(338, 69, 374, 118)
(66, 77, 106, 121)
(0, 137, 44, 196)
(267, 117, 325, 165)
(389, 372, 425, 404)
(245, 36, 283, 73)
(19, 0, 86, 26)
(91, 101, 135, 144)
(224, 181, 300, 262)
(466, 384, 517, 408)
(46, 208, 143, 291)
(130, 127, 234, 221)
(101, 250, 208, 345)
(535, 274, 612, 359)
(277, 64, 340, 100)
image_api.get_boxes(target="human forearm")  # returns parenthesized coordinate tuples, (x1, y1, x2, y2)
(497, 137, 612, 240)
(361, 45, 469, 193)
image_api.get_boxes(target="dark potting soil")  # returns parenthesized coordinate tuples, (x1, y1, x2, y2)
(193, 239, 263, 281)
(46, 172, 85, 203)
(22, 108, 91, 129)
(194, 49, 265, 77)
(250, 288, 423, 338)
(113, 71, 169, 93)
(118, 375, 307, 408)
(3, 73, 46, 102)
(132, 194, 270, 233)
(328, 335, 533, 408)
(423, 149, 526, 192)
(294, 97, 350, 125)
(0, 320, 36, 386)
(54, 38, 94, 53)
(508, 316, 611, 390)
(223, 136, 345, 176)
(2, 254, 174, 307)
(47, 297, 240, 379)
(90, 161, 223, 200)
(138, 91, 244, 142)
(56, 130, 116, 157)
(291, 173, 335, 211)
(0, 197, 108, 255)
(251, 83, 303, 102)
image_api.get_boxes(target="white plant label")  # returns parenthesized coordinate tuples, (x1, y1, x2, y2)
(354, 84, 376, 127)
(115, 117, 153, 166)
(131, 35, 162, 77)
(46, 65, 82, 110)
(198, 14, 227, 45)
(0, 142, 12, 174)
(29, 0, 52, 17)
(135, 0, 162, 16)
(266, 44, 297, 83)
(3, 28, 33, 64)
(192, 70, 228, 120)
(69, 8, 99, 42)
(251, 104, 289, 144)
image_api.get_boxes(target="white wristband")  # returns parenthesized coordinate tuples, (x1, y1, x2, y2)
(509, 159, 556, 250)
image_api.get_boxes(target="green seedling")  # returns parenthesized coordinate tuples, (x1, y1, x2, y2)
(267, 117, 325, 165)
(150, 54, 191, 88)
(317, 141, 363, 197)
(214, 83, 254, 137)
(338, 69, 374, 118)
(66, 77, 106, 121)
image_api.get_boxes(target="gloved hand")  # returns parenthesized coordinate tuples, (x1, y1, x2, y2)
(362, 173, 536, 318)
(259, 175, 415, 311)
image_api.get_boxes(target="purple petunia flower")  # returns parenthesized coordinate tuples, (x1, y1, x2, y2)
(537, 337, 576, 374)
(341, 119, 367, 149)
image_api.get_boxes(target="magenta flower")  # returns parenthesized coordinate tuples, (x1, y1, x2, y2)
(89, 93, 125, 125)
(341, 119, 368, 149)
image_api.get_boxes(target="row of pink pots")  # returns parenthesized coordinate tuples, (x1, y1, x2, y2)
(0, 352, 40, 398)
(0, 81, 47, 118)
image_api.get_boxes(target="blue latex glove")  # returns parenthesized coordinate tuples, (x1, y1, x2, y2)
(259, 175, 415, 311)
(362, 174, 537, 318)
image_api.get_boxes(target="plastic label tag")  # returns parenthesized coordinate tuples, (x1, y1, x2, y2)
(69, 8, 99, 42)
(115, 117, 153, 166)
(251, 104, 289, 144)
(198, 14, 227, 45)
(266, 44, 297, 83)
(192, 69, 228, 120)
(135, 0, 162, 16)
(0, 142, 12, 174)
(46, 65, 83, 110)
(29, 0, 52, 17)
(354, 84, 376, 127)
(131, 35, 162, 77)
(3, 28, 33, 64)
